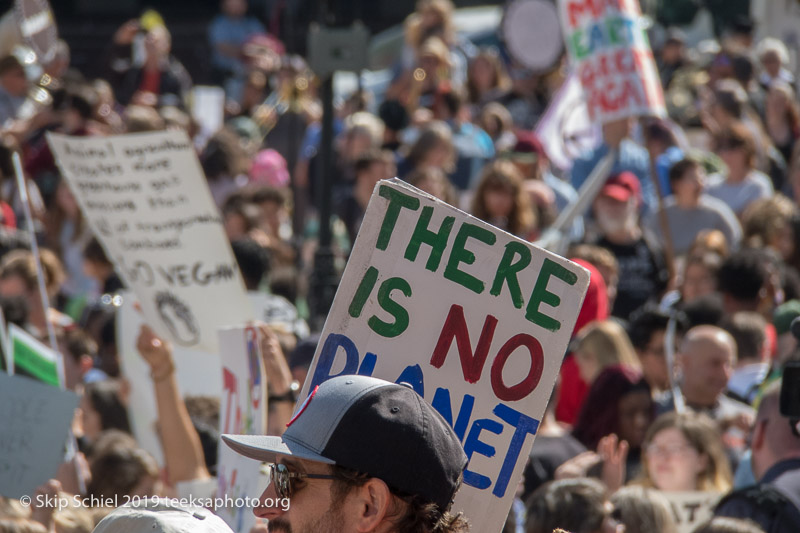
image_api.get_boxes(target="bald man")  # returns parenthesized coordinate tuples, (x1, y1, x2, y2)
(715, 380, 800, 532)
(656, 325, 754, 425)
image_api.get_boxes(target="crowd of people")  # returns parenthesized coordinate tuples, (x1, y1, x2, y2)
(2, 0, 800, 532)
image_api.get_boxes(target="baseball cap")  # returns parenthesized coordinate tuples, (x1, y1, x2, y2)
(506, 132, 547, 163)
(599, 172, 641, 204)
(222, 375, 468, 510)
(93, 497, 234, 533)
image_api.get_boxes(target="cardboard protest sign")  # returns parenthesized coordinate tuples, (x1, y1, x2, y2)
(216, 326, 268, 533)
(0, 372, 78, 499)
(559, 0, 665, 123)
(47, 130, 254, 353)
(9, 323, 61, 387)
(299, 179, 590, 532)
(116, 293, 222, 466)
(218, 327, 266, 437)
(663, 492, 721, 533)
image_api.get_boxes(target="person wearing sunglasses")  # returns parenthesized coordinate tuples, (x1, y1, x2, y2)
(222, 374, 470, 533)
(706, 122, 773, 218)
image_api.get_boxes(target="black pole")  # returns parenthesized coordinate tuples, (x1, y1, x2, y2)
(308, 75, 337, 330)
(317, 76, 334, 250)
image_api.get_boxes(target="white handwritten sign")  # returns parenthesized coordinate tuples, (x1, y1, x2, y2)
(300, 179, 590, 532)
(116, 293, 221, 466)
(0, 372, 78, 499)
(47, 131, 254, 352)
(664, 491, 721, 533)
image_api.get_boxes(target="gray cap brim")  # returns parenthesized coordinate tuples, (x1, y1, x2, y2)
(221, 434, 336, 465)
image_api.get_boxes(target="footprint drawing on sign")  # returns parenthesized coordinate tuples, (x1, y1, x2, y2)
(155, 291, 200, 346)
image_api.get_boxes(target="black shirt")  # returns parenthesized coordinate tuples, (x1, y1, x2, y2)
(716, 458, 800, 533)
(596, 232, 669, 320)
(523, 433, 587, 500)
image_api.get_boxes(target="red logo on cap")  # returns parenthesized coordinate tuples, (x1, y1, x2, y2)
(286, 385, 318, 428)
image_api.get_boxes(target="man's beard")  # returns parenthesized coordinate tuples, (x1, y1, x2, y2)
(267, 502, 346, 533)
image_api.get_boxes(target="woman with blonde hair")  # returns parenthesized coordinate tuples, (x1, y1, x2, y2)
(741, 194, 797, 262)
(396, 0, 475, 97)
(574, 319, 641, 385)
(687, 229, 730, 259)
(404, 0, 456, 52)
(400, 0, 465, 87)
(470, 159, 537, 239)
(637, 411, 732, 492)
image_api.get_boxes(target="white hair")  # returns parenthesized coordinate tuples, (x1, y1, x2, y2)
(757, 37, 790, 66)
(345, 111, 386, 148)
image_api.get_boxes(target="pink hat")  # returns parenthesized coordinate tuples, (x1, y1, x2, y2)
(250, 149, 290, 187)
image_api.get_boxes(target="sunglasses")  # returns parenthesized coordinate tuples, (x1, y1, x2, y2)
(262, 463, 337, 499)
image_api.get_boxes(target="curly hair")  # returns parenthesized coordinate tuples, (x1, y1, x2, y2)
(741, 194, 797, 252)
(330, 466, 469, 533)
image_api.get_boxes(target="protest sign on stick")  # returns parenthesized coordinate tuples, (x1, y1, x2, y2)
(47, 130, 254, 353)
(559, 0, 665, 123)
(299, 179, 590, 532)
(12, 152, 65, 385)
(0, 372, 78, 499)
(216, 326, 268, 533)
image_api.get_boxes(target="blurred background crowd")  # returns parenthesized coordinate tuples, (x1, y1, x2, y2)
(3, 0, 800, 532)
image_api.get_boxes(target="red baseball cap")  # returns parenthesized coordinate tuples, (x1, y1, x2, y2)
(511, 131, 548, 160)
(600, 172, 641, 205)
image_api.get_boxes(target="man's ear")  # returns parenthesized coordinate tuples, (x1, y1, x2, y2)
(352, 478, 393, 532)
